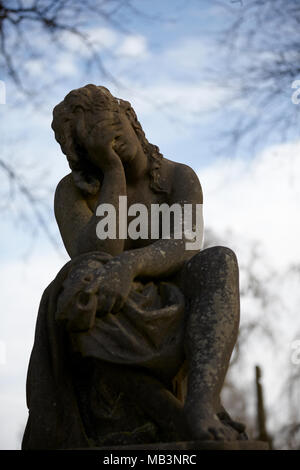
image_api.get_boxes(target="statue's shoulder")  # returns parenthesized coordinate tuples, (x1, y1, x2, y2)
(55, 173, 74, 197)
(163, 158, 201, 186)
(163, 158, 203, 203)
(54, 173, 86, 223)
(55, 173, 85, 204)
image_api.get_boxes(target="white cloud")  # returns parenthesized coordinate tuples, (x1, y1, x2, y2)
(0, 395, 27, 450)
(117, 35, 148, 58)
(0, 250, 68, 449)
(1, 140, 299, 448)
(199, 141, 300, 439)
(199, 141, 300, 269)
(59, 28, 147, 60)
(24, 59, 44, 76)
(54, 54, 78, 77)
(87, 27, 118, 49)
(120, 81, 228, 123)
(3, 26, 300, 446)
(162, 37, 210, 70)
(59, 27, 118, 56)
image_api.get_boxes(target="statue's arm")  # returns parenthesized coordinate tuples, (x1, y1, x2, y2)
(77, 163, 203, 313)
(123, 163, 203, 280)
(54, 159, 126, 258)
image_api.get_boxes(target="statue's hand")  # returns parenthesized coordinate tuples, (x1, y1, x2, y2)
(83, 258, 135, 315)
(75, 108, 123, 171)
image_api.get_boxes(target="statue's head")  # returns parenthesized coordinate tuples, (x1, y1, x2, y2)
(52, 84, 166, 195)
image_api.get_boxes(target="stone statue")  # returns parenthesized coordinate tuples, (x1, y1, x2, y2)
(22, 85, 247, 449)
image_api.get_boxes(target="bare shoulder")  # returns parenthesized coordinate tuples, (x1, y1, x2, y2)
(163, 158, 203, 203)
(54, 172, 85, 206)
(162, 158, 199, 180)
(54, 172, 90, 225)
(54, 173, 93, 258)
(172, 159, 200, 179)
(55, 174, 72, 219)
(55, 173, 77, 201)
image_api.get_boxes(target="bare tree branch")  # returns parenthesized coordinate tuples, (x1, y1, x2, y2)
(0, 0, 172, 96)
(208, 0, 300, 152)
(0, 156, 62, 251)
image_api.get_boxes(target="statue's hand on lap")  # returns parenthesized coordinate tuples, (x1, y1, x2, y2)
(85, 256, 135, 316)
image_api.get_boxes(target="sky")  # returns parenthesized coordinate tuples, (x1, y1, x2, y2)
(1, 0, 300, 449)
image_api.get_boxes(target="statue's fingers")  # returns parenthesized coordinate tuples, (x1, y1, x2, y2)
(100, 294, 116, 314)
(208, 427, 223, 441)
(96, 290, 116, 314)
(85, 279, 102, 295)
(111, 295, 126, 314)
(96, 292, 106, 313)
(218, 407, 246, 434)
(228, 420, 246, 433)
(101, 126, 121, 142)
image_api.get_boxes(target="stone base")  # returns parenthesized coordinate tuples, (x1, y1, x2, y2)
(95, 440, 269, 451)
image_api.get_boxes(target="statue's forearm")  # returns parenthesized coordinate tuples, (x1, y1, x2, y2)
(122, 238, 199, 280)
(76, 162, 126, 256)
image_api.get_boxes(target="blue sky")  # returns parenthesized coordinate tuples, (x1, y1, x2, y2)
(1, 0, 300, 449)
(0, 0, 235, 260)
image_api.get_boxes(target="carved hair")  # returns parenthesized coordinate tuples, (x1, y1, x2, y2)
(51, 84, 167, 195)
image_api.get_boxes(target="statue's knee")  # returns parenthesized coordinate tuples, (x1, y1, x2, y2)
(183, 246, 238, 288)
(208, 246, 238, 271)
(186, 246, 237, 270)
(182, 247, 239, 301)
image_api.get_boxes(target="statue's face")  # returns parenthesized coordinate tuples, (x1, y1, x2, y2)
(112, 109, 143, 163)
(81, 100, 143, 168)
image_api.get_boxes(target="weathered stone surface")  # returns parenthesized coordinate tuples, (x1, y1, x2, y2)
(23, 85, 249, 450)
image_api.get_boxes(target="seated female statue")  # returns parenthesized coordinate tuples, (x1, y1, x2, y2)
(22, 85, 246, 449)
